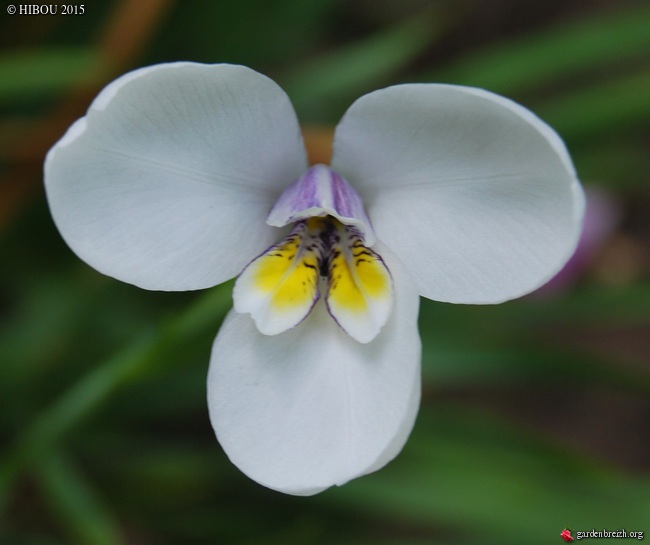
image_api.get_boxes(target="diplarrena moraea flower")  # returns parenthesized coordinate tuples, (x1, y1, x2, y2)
(44, 62, 584, 496)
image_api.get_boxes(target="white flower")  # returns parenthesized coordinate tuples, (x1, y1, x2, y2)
(44, 62, 584, 496)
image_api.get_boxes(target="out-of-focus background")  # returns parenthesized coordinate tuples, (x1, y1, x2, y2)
(1, 1, 649, 543)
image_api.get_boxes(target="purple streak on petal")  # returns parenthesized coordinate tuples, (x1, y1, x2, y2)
(266, 164, 376, 245)
(293, 166, 319, 211)
(331, 169, 361, 218)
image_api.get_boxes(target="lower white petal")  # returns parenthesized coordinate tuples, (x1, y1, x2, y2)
(331, 84, 584, 304)
(208, 244, 421, 495)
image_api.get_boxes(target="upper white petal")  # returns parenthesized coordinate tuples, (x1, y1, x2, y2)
(207, 245, 421, 495)
(331, 84, 585, 304)
(45, 62, 307, 291)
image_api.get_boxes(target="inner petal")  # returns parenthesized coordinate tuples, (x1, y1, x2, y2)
(233, 219, 326, 335)
(325, 221, 393, 344)
(266, 164, 376, 246)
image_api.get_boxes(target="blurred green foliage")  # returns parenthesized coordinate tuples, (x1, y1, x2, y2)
(1, 1, 649, 544)
(0, 48, 98, 104)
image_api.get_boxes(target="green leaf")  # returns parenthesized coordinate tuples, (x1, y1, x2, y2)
(417, 286, 650, 393)
(574, 140, 650, 189)
(326, 405, 650, 544)
(0, 283, 231, 512)
(0, 48, 99, 103)
(423, 5, 650, 95)
(536, 70, 650, 141)
(36, 449, 122, 545)
(281, 8, 447, 121)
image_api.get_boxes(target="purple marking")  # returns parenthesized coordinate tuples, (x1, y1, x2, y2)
(290, 167, 319, 214)
(332, 169, 362, 218)
(266, 164, 376, 245)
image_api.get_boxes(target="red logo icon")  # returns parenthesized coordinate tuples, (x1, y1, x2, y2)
(561, 529, 575, 542)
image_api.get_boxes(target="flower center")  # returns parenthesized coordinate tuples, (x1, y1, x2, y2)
(233, 166, 393, 344)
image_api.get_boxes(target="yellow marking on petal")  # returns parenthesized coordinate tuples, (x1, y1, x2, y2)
(328, 242, 392, 311)
(233, 219, 329, 336)
(250, 222, 323, 311)
(253, 238, 320, 309)
(326, 222, 393, 343)
(235, 215, 391, 341)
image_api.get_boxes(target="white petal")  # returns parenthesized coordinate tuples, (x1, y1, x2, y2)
(331, 84, 584, 304)
(45, 63, 307, 291)
(208, 245, 421, 495)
